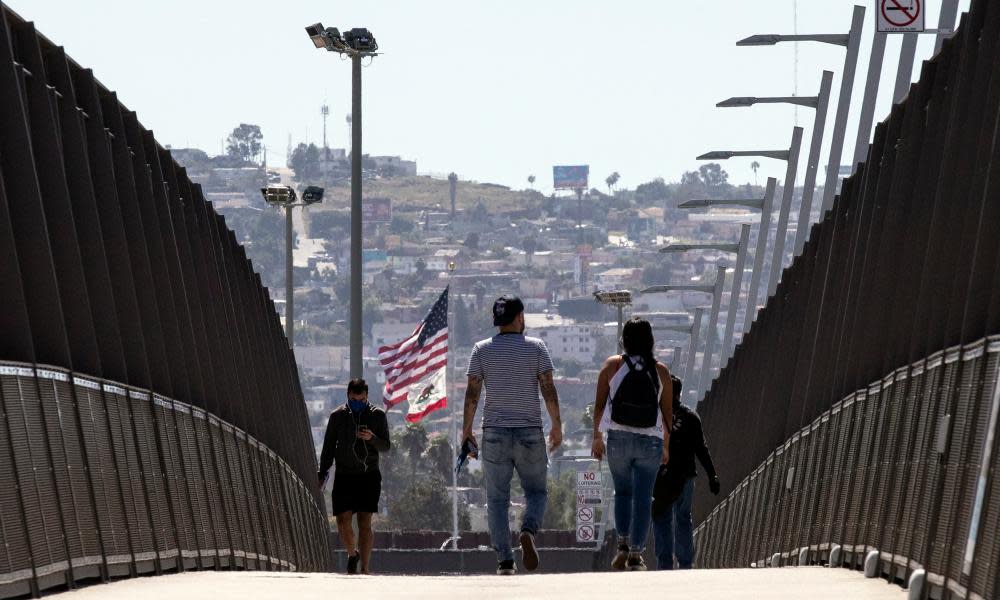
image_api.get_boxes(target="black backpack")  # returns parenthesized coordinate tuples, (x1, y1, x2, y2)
(610, 356, 660, 428)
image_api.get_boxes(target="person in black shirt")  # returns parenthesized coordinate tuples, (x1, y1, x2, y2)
(318, 378, 391, 574)
(651, 375, 719, 570)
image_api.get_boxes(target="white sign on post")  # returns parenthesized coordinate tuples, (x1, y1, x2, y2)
(576, 468, 604, 542)
(877, 0, 924, 33)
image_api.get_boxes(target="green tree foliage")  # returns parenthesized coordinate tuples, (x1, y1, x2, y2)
(541, 471, 576, 530)
(288, 142, 322, 181)
(381, 424, 472, 531)
(217, 206, 289, 289)
(389, 215, 416, 235)
(309, 210, 350, 238)
(225, 123, 263, 164)
(634, 177, 670, 206)
(698, 163, 729, 188)
(385, 475, 471, 531)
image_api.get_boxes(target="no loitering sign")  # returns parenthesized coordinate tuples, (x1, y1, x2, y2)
(576, 469, 603, 542)
(877, 0, 924, 33)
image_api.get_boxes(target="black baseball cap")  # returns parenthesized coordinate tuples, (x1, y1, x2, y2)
(492, 295, 525, 326)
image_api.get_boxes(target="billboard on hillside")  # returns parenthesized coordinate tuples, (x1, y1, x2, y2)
(363, 197, 392, 223)
(553, 165, 589, 190)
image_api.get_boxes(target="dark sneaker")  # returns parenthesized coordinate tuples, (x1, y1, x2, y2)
(626, 554, 647, 571)
(347, 552, 359, 574)
(611, 544, 629, 571)
(497, 559, 516, 575)
(519, 531, 539, 572)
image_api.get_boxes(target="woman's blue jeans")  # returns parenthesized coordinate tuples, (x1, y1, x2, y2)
(606, 429, 662, 551)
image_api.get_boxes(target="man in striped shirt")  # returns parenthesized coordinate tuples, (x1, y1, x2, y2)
(462, 295, 563, 575)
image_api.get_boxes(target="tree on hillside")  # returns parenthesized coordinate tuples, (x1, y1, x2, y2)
(527, 174, 536, 189)
(605, 171, 620, 195)
(225, 123, 263, 164)
(634, 177, 670, 206)
(750, 161, 760, 185)
(288, 142, 322, 181)
(699, 163, 729, 188)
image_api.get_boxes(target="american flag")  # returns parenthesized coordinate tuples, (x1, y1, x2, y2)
(378, 287, 449, 421)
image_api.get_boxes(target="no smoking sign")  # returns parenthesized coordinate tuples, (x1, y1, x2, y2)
(878, 0, 924, 33)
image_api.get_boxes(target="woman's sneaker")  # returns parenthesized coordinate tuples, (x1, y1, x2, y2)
(611, 543, 630, 570)
(497, 559, 516, 575)
(626, 553, 647, 571)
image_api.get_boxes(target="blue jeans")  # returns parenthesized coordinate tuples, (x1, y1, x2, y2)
(606, 429, 662, 552)
(653, 477, 695, 569)
(482, 427, 548, 562)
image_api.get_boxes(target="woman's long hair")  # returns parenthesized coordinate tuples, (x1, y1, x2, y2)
(622, 317, 657, 376)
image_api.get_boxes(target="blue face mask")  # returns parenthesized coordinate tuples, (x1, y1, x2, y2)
(348, 399, 367, 413)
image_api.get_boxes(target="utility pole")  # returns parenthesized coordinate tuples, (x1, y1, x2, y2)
(350, 53, 363, 378)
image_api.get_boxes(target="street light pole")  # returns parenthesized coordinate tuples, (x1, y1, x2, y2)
(894, 0, 959, 104)
(285, 203, 294, 346)
(350, 53, 364, 378)
(745, 178, 775, 331)
(738, 6, 865, 215)
(852, 31, 887, 170)
(768, 126, 803, 298)
(695, 266, 727, 405)
(262, 184, 325, 349)
(685, 308, 704, 405)
(820, 5, 865, 213)
(721, 224, 751, 364)
(677, 178, 775, 334)
(796, 71, 833, 256)
(306, 22, 377, 377)
(717, 69, 833, 259)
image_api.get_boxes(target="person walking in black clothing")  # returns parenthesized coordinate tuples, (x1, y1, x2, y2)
(318, 378, 391, 574)
(651, 375, 720, 570)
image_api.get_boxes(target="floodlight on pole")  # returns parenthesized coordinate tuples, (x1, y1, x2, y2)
(594, 290, 633, 353)
(306, 20, 378, 378)
(260, 184, 324, 348)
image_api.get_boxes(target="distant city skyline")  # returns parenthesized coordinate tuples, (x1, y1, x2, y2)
(10, 0, 966, 192)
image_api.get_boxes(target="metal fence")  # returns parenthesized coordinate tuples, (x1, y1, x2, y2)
(692, 1, 1000, 597)
(0, 3, 331, 596)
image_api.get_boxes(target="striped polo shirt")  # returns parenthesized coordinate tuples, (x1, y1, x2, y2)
(467, 333, 554, 428)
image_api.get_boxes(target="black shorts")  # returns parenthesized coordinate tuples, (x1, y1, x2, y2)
(332, 468, 382, 515)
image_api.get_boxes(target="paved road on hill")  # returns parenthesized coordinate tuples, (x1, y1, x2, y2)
(55, 567, 907, 600)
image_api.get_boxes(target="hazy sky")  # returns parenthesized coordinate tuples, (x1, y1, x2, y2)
(9, 0, 967, 193)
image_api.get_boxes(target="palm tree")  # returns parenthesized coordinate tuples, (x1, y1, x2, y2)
(605, 171, 620, 195)
(527, 174, 536, 189)
(750, 161, 760, 186)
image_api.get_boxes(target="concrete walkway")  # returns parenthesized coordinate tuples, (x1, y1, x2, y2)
(54, 568, 907, 600)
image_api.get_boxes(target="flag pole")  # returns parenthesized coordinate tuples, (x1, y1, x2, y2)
(447, 266, 459, 551)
